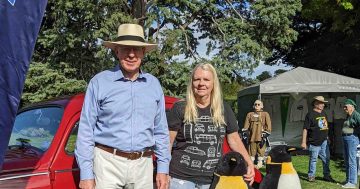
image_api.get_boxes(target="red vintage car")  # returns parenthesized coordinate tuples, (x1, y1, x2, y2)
(0, 94, 179, 189)
(0, 94, 261, 189)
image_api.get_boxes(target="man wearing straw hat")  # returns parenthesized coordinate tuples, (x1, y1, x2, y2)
(301, 96, 334, 183)
(75, 24, 170, 189)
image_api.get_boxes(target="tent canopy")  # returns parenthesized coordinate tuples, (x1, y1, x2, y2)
(238, 67, 360, 97)
(237, 67, 360, 148)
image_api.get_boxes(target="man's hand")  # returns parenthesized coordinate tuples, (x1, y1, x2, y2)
(79, 179, 95, 189)
(156, 173, 169, 189)
(244, 163, 255, 185)
(301, 142, 307, 150)
(261, 131, 271, 138)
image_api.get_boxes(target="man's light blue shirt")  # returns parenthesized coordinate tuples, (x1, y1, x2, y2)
(75, 65, 170, 180)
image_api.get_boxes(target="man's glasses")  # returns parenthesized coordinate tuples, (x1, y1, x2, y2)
(254, 103, 261, 106)
(118, 46, 144, 54)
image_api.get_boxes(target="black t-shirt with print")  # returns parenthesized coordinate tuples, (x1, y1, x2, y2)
(167, 101, 239, 184)
(303, 110, 329, 146)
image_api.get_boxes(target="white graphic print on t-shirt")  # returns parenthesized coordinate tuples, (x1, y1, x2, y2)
(180, 115, 226, 172)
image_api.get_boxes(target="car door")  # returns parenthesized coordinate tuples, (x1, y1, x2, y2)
(1, 105, 68, 189)
(49, 114, 80, 189)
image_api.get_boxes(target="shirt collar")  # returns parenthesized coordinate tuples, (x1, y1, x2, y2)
(113, 64, 146, 81)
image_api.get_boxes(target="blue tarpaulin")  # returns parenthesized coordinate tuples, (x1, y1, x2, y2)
(0, 0, 47, 169)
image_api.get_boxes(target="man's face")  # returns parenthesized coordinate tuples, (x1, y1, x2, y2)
(343, 104, 354, 115)
(115, 45, 145, 76)
(253, 102, 263, 112)
(314, 101, 325, 111)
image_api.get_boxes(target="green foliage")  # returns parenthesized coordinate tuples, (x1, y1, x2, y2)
(267, 0, 360, 78)
(256, 71, 272, 82)
(301, 0, 358, 32)
(22, 62, 86, 105)
(222, 81, 243, 100)
(65, 134, 77, 154)
(222, 81, 245, 116)
(27, 0, 301, 102)
(274, 69, 288, 76)
(339, 0, 354, 10)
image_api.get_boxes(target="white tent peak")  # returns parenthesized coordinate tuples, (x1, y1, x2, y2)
(238, 66, 360, 96)
(270, 66, 359, 84)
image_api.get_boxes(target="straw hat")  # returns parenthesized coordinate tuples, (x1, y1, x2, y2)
(103, 24, 157, 52)
(313, 96, 328, 103)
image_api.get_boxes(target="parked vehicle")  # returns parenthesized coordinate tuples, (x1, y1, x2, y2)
(0, 93, 179, 189)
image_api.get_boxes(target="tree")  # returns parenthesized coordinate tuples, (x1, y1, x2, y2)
(26, 0, 301, 104)
(266, 0, 360, 78)
(22, 62, 87, 104)
(274, 69, 288, 76)
(256, 71, 272, 81)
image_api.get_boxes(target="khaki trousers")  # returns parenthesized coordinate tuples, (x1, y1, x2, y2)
(94, 147, 153, 189)
(249, 142, 266, 157)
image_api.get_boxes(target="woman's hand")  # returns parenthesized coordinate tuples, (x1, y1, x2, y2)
(226, 132, 255, 185)
(244, 162, 255, 185)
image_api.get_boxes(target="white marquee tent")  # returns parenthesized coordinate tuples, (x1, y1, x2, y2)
(237, 67, 360, 153)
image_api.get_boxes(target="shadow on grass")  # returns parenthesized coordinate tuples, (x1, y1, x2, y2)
(294, 154, 346, 172)
(331, 156, 346, 171)
(297, 172, 309, 181)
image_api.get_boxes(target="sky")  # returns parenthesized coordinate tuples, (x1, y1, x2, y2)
(187, 35, 292, 78)
(157, 23, 292, 78)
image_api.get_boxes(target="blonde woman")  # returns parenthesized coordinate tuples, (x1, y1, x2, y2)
(167, 63, 255, 189)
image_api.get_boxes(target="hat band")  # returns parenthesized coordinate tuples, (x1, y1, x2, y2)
(115, 35, 145, 42)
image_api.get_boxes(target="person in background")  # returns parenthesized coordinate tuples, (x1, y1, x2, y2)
(75, 23, 170, 189)
(243, 100, 271, 169)
(301, 96, 334, 183)
(167, 63, 255, 189)
(341, 99, 360, 188)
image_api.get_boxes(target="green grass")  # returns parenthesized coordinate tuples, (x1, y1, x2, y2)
(260, 155, 359, 189)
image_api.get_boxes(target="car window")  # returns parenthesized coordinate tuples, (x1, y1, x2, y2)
(65, 121, 79, 154)
(8, 106, 64, 152)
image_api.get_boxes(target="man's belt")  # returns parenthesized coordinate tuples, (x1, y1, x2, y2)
(95, 143, 154, 160)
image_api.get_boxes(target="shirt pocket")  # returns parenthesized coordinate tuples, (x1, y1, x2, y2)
(137, 97, 158, 126)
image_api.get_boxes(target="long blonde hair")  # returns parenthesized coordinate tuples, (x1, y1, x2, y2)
(184, 63, 225, 126)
